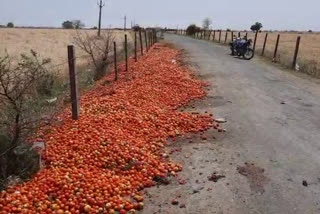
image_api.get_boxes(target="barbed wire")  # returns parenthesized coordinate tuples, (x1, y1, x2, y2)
(46, 55, 89, 70)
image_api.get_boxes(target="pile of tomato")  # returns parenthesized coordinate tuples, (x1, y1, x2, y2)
(0, 44, 219, 213)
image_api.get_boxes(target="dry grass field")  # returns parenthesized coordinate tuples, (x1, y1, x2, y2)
(208, 31, 320, 77)
(0, 28, 134, 77)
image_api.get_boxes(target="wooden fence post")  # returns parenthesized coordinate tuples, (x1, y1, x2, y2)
(231, 31, 234, 41)
(253, 31, 258, 52)
(292, 36, 301, 69)
(151, 31, 153, 46)
(145, 30, 148, 52)
(67, 45, 79, 120)
(245, 32, 248, 38)
(155, 30, 158, 42)
(238, 32, 241, 37)
(219, 30, 221, 43)
(261, 33, 268, 56)
(150, 31, 152, 47)
(125, 34, 128, 71)
(224, 31, 228, 43)
(113, 41, 118, 81)
(213, 30, 216, 41)
(208, 30, 212, 40)
(273, 34, 280, 62)
(139, 30, 143, 56)
(134, 32, 137, 62)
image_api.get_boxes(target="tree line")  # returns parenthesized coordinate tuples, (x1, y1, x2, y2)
(185, 18, 263, 36)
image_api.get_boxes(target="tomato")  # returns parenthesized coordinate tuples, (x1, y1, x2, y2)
(0, 44, 218, 213)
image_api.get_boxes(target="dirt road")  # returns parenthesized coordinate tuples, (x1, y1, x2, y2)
(141, 34, 320, 214)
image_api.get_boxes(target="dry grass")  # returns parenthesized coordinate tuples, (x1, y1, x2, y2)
(0, 28, 133, 76)
(208, 30, 320, 77)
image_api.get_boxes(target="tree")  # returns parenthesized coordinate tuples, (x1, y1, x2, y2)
(202, 18, 212, 30)
(73, 30, 115, 80)
(132, 25, 141, 32)
(72, 20, 85, 29)
(7, 22, 14, 28)
(250, 22, 263, 32)
(186, 24, 201, 36)
(62, 20, 74, 29)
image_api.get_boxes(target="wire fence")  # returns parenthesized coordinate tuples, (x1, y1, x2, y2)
(0, 29, 158, 185)
(176, 29, 320, 78)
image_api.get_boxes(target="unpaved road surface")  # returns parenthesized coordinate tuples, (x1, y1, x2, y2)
(141, 34, 320, 214)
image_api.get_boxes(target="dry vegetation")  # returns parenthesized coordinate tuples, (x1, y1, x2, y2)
(208, 31, 320, 77)
(0, 28, 134, 77)
(0, 28, 138, 189)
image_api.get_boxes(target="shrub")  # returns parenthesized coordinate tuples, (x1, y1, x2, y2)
(186, 24, 201, 36)
(0, 50, 55, 190)
(73, 30, 115, 80)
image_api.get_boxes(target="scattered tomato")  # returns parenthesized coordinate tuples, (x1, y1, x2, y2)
(0, 44, 217, 213)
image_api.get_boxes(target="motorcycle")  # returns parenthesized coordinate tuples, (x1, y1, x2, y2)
(230, 38, 254, 60)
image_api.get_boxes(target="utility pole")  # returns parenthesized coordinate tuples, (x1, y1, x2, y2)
(124, 15, 127, 31)
(97, 0, 105, 37)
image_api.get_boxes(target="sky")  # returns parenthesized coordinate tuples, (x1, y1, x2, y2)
(0, 0, 319, 31)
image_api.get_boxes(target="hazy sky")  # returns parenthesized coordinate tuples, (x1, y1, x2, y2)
(0, 0, 319, 31)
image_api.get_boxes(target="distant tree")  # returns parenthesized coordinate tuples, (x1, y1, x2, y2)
(186, 24, 201, 35)
(7, 22, 14, 28)
(202, 18, 212, 30)
(72, 20, 85, 29)
(308, 30, 313, 33)
(250, 22, 263, 32)
(226, 28, 231, 32)
(132, 25, 141, 32)
(62, 20, 74, 29)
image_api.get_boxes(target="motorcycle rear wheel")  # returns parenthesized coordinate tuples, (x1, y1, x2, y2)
(243, 48, 254, 60)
